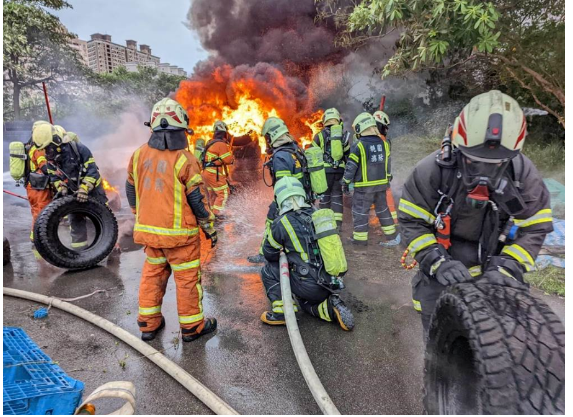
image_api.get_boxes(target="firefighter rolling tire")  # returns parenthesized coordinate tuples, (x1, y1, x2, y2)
(424, 282, 564, 415)
(33, 196, 118, 270)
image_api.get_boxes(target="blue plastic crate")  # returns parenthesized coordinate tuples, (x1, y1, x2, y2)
(3, 327, 84, 415)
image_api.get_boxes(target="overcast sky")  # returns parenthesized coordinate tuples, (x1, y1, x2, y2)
(54, 0, 208, 74)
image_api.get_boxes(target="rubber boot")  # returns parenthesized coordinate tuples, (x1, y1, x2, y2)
(247, 254, 265, 264)
(182, 318, 218, 342)
(141, 317, 165, 341)
(260, 311, 286, 326)
(380, 234, 401, 247)
(329, 295, 355, 331)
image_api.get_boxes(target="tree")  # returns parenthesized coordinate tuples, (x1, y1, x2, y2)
(318, 0, 565, 126)
(3, 0, 86, 119)
(84, 66, 186, 117)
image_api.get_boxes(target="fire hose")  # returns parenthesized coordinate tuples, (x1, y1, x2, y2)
(279, 252, 341, 415)
(4, 190, 29, 201)
(3, 287, 239, 415)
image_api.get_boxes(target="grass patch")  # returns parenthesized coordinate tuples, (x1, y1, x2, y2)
(391, 134, 441, 183)
(525, 266, 565, 297)
(522, 136, 565, 184)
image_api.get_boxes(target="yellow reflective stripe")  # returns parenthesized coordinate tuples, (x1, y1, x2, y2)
(71, 241, 88, 248)
(82, 176, 97, 184)
(498, 267, 515, 279)
(37, 156, 47, 165)
(139, 305, 161, 315)
(354, 179, 388, 187)
(272, 300, 284, 313)
(146, 256, 167, 265)
(514, 209, 553, 228)
(384, 140, 390, 180)
(212, 184, 229, 191)
(205, 167, 219, 174)
(399, 198, 436, 224)
(83, 158, 95, 168)
(185, 174, 202, 189)
(173, 154, 187, 230)
(206, 151, 218, 160)
(179, 312, 204, 324)
(318, 300, 332, 322)
(501, 244, 536, 272)
(382, 225, 397, 235)
(408, 234, 438, 256)
(412, 299, 422, 312)
(357, 142, 367, 182)
(334, 212, 343, 221)
(468, 265, 482, 277)
(267, 231, 282, 250)
(353, 231, 368, 240)
(197, 282, 203, 314)
(96, 177, 102, 187)
(133, 149, 141, 219)
(280, 216, 309, 262)
(171, 259, 200, 271)
(349, 153, 359, 163)
(134, 224, 199, 236)
(219, 151, 232, 159)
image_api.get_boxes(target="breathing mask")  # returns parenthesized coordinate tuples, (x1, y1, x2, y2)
(459, 152, 511, 209)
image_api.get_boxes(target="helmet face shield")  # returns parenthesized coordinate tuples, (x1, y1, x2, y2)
(459, 152, 511, 190)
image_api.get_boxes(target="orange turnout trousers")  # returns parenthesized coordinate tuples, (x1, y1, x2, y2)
(138, 239, 204, 334)
(26, 145, 52, 242)
(202, 139, 234, 215)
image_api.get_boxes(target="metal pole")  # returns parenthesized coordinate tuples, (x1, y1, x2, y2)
(279, 252, 341, 415)
(42, 82, 53, 124)
(379, 95, 386, 111)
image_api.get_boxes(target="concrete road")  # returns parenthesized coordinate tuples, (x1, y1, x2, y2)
(3, 171, 564, 415)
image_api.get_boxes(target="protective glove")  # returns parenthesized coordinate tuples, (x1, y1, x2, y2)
(76, 186, 89, 203)
(204, 229, 218, 248)
(433, 259, 472, 286)
(341, 180, 351, 196)
(479, 269, 528, 289)
(130, 207, 137, 215)
(56, 182, 68, 197)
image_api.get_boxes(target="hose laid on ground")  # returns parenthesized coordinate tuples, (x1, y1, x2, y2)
(279, 253, 341, 415)
(3, 287, 239, 415)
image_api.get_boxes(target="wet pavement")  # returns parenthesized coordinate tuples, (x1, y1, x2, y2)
(3, 168, 565, 415)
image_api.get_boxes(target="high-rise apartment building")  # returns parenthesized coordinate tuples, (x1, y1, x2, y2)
(86, 34, 161, 74)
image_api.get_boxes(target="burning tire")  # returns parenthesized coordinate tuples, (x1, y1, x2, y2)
(424, 282, 565, 414)
(33, 196, 118, 270)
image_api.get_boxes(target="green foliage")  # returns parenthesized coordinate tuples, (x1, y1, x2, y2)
(3, 0, 86, 119)
(85, 66, 186, 118)
(320, 0, 565, 126)
(525, 266, 565, 297)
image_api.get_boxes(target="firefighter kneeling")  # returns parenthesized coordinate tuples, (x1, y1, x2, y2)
(260, 177, 354, 331)
(127, 98, 218, 342)
(399, 90, 554, 336)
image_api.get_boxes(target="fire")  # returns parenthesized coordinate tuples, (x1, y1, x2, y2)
(175, 64, 325, 154)
(102, 178, 118, 193)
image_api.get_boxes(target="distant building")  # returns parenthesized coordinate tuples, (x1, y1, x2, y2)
(69, 37, 89, 65)
(158, 63, 187, 77)
(86, 33, 161, 74)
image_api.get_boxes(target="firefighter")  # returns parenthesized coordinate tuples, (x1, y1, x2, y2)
(399, 90, 554, 335)
(27, 121, 54, 245)
(373, 110, 398, 224)
(247, 117, 312, 264)
(194, 138, 206, 161)
(260, 176, 354, 330)
(311, 108, 350, 228)
(342, 112, 400, 246)
(126, 98, 218, 342)
(201, 121, 234, 217)
(33, 123, 107, 249)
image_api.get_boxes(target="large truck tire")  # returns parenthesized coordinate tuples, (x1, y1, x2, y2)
(34, 196, 118, 270)
(424, 282, 564, 415)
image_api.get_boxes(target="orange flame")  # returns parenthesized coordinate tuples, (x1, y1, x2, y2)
(102, 178, 118, 193)
(175, 65, 325, 154)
